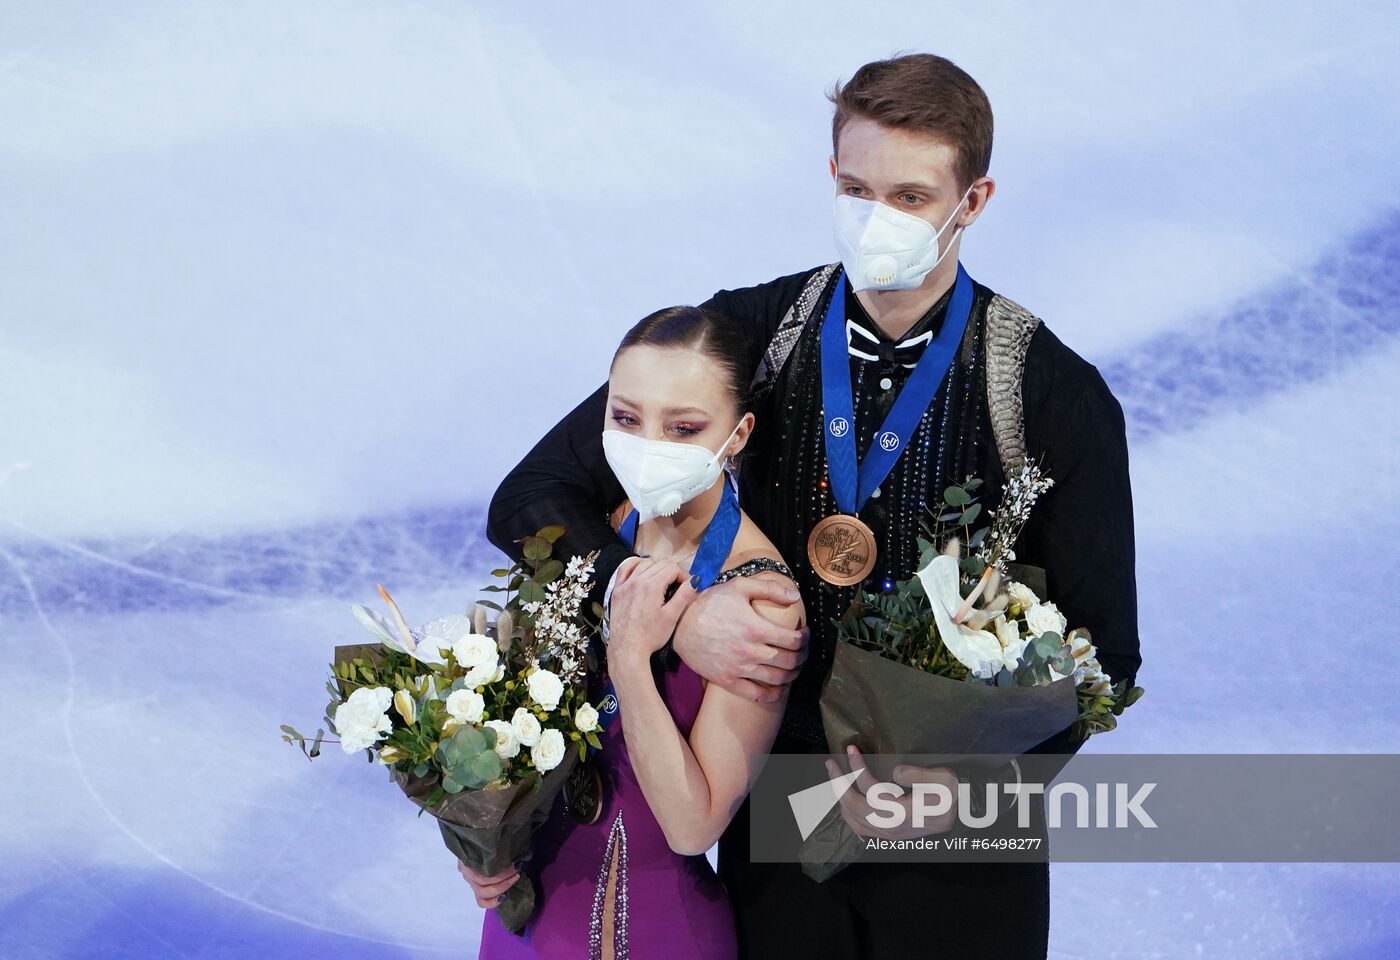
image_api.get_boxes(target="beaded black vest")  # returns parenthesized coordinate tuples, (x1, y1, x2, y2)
(737, 265, 1038, 746)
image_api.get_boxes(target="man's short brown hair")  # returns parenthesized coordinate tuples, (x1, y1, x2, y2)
(828, 53, 993, 191)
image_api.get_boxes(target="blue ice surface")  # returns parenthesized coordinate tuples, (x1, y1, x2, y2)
(4, 5, 1399, 957)
(4, 213, 1398, 960)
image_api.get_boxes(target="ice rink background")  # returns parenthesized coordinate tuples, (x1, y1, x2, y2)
(3, 2, 1399, 957)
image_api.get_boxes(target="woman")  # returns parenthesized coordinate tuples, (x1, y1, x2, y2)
(464, 306, 805, 959)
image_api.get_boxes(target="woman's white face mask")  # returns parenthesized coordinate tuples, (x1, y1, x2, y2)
(601, 421, 742, 523)
(832, 182, 975, 292)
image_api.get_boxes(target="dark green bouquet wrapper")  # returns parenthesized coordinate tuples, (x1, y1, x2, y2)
(802, 641, 1078, 881)
(393, 751, 578, 934)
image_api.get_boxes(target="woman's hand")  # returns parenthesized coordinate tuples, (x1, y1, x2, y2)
(457, 859, 522, 909)
(607, 557, 698, 672)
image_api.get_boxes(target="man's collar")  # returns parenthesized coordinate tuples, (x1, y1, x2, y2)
(843, 279, 956, 369)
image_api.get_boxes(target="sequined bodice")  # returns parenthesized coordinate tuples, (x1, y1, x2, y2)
(738, 274, 998, 746)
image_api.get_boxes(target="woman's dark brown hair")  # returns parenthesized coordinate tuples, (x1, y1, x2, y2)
(611, 306, 750, 416)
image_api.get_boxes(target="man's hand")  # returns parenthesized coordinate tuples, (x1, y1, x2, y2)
(825, 745, 959, 840)
(671, 576, 808, 703)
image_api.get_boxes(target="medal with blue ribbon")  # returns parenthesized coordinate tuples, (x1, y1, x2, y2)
(807, 264, 976, 586)
(565, 478, 743, 824)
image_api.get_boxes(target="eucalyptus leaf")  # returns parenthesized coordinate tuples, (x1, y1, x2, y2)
(469, 751, 503, 784)
(521, 536, 552, 561)
(1048, 649, 1075, 676)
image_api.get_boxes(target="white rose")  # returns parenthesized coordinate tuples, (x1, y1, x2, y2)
(334, 686, 394, 753)
(574, 702, 600, 733)
(416, 613, 474, 664)
(1025, 602, 1067, 639)
(526, 669, 565, 711)
(453, 633, 497, 669)
(531, 728, 566, 772)
(444, 689, 485, 724)
(463, 657, 502, 689)
(484, 719, 520, 759)
(1006, 581, 1040, 611)
(511, 707, 543, 747)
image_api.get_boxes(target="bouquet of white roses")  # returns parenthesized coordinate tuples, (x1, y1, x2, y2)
(805, 464, 1144, 878)
(281, 524, 603, 932)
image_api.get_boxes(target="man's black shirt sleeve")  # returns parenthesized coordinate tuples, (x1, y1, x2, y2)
(486, 381, 631, 608)
(1019, 323, 1142, 757)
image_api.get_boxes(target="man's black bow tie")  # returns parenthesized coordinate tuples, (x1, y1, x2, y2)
(845, 319, 932, 369)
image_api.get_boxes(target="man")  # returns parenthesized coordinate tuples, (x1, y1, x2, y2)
(487, 53, 1140, 958)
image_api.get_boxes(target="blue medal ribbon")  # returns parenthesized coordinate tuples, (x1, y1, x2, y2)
(820, 264, 975, 514)
(593, 479, 742, 744)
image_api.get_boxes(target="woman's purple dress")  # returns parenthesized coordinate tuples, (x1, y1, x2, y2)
(479, 559, 791, 960)
(479, 660, 732, 960)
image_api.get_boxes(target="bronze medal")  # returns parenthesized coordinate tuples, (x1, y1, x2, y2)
(807, 513, 878, 586)
(563, 757, 603, 825)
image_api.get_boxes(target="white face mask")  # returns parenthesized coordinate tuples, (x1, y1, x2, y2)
(601, 421, 743, 523)
(832, 183, 975, 292)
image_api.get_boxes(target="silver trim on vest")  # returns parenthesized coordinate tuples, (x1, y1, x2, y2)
(983, 292, 1041, 475)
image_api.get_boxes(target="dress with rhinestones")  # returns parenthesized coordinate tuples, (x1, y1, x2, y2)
(478, 557, 795, 960)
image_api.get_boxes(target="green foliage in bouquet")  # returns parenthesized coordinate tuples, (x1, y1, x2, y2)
(834, 466, 1144, 742)
(280, 525, 606, 811)
(837, 578, 971, 681)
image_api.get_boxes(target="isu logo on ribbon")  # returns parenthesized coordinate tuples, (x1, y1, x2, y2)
(828, 417, 850, 438)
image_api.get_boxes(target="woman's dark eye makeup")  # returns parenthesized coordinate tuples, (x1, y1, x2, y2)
(610, 408, 711, 439)
(611, 410, 708, 438)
